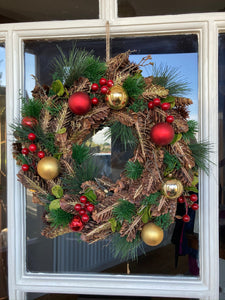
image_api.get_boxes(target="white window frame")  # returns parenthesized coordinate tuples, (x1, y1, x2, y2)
(4, 1, 221, 299)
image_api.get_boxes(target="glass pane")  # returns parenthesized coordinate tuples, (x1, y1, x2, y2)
(24, 35, 198, 276)
(118, 0, 225, 17)
(0, 43, 7, 299)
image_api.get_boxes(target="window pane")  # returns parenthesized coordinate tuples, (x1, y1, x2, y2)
(118, 0, 225, 17)
(24, 35, 198, 276)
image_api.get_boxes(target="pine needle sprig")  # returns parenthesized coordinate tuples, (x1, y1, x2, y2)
(163, 151, 181, 175)
(128, 99, 148, 112)
(125, 160, 144, 180)
(154, 213, 173, 230)
(183, 120, 198, 142)
(113, 199, 136, 223)
(141, 192, 162, 206)
(123, 74, 146, 100)
(49, 208, 73, 228)
(21, 97, 43, 119)
(83, 56, 107, 83)
(72, 143, 91, 165)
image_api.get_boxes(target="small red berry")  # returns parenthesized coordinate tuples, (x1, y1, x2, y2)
(28, 133, 36, 141)
(99, 78, 107, 86)
(191, 203, 199, 210)
(38, 151, 45, 158)
(87, 203, 95, 212)
(190, 194, 198, 202)
(153, 98, 161, 106)
(29, 144, 37, 152)
(91, 83, 99, 91)
(100, 86, 108, 94)
(107, 80, 114, 88)
(183, 214, 190, 222)
(166, 115, 174, 123)
(79, 208, 86, 216)
(22, 164, 29, 171)
(81, 213, 90, 223)
(84, 201, 90, 209)
(80, 195, 87, 204)
(148, 101, 154, 109)
(22, 148, 29, 155)
(178, 196, 185, 203)
(74, 203, 82, 212)
(91, 97, 99, 105)
(161, 102, 171, 111)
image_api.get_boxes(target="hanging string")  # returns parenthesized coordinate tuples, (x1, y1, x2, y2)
(106, 21, 110, 63)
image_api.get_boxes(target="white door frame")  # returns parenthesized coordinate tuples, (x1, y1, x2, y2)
(3, 1, 222, 299)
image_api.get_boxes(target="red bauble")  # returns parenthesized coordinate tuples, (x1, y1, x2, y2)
(153, 98, 161, 106)
(178, 196, 185, 203)
(99, 78, 107, 86)
(191, 203, 199, 210)
(150, 123, 175, 146)
(68, 92, 91, 115)
(183, 214, 190, 222)
(166, 115, 174, 123)
(91, 97, 99, 105)
(81, 213, 90, 223)
(38, 151, 45, 159)
(100, 86, 108, 94)
(74, 203, 82, 212)
(22, 117, 38, 128)
(22, 164, 29, 171)
(29, 144, 37, 152)
(22, 148, 29, 155)
(161, 102, 171, 111)
(80, 195, 87, 204)
(28, 133, 36, 141)
(79, 208, 86, 216)
(148, 101, 154, 109)
(190, 194, 198, 202)
(69, 215, 84, 232)
(107, 80, 114, 88)
(91, 83, 99, 91)
(86, 203, 95, 212)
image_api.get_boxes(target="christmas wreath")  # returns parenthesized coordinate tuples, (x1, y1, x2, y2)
(12, 47, 210, 260)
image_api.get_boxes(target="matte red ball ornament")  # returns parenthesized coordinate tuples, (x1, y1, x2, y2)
(28, 133, 36, 141)
(81, 213, 90, 223)
(91, 83, 99, 91)
(22, 117, 38, 128)
(86, 203, 95, 212)
(178, 196, 185, 203)
(22, 164, 29, 171)
(100, 86, 108, 94)
(148, 101, 154, 109)
(99, 78, 107, 86)
(190, 194, 198, 202)
(91, 97, 99, 105)
(161, 102, 171, 111)
(153, 98, 161, 106)
(191, 203, 199, 210)
(183, 214, 190, 222)
(107, 80, 114, 88)
(166, 115, 174, 123)
(29, 144, 37, 152)
(69, 215, 84, 232)
(150, 123, 175, 146)
(38, 151, 45, 159)
(68, 92, 91, 115)
(74, 203, 82, 212)
(22, 148, 29, 155)
(80, 195, 87, 204)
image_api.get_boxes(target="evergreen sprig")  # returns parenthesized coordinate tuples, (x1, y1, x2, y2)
(125, 160, 143, 180)
(154, 213, 172, 230)
(83, 56, 107, 83)
(128, 98, 148, 112)
(183, 120, 198, 142)
(21, 97, 43, 119)
(113, 199, 136, 223)
(72, 143, 91, 165)
(141, 192, 162, 206)
(189, 141, 213, 175)
(49, 208, 73, 228)
(123, 74, 146, 100)
(44, 98, 63, 116)
(163, 151, 181, 175)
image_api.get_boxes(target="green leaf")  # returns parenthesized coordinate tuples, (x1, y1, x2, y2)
(125, 160, 144, 180)
(49, 199, 61, 211)
(57, 127, 67, 134)
(185, 186, 199, 193)
(141, 207, 149, 223)
(109, 218, 118, 233)
(171, 133, 182, 144)
(51, 80, 65, 96)
(51, 185, 64, 198)
(84, 188, 97, 204)
(113, 199, 136, 223)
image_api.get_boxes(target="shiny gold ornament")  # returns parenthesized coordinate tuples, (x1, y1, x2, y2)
(141, 223, 164, 246)
(162, 179, 183, 199)
(37, 157, 60, 180)
(105, 85, 128, 110)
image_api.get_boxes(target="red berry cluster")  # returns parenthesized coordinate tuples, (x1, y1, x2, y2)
(90, 78, 114, 105)
(148, 98, 174, 124)
(177, 194, 199, 223)
(73, 195, 95, 224)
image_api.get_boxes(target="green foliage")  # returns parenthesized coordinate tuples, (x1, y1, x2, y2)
(84, 188, 97, 204)
(21, 97, 43, 119)
(16, 153, 32, 166)
(141, 192, 161, 206)
(109, 218, 122, 233)
(154, 213, 173, 230)
(83, 56, 107, 83)
(49, 208, 73, 228)
(44, 98, 63, 116)
(51, 185, 64, 198)
(51, 80, 65, 96)
(123, 74, 146, 100)
(163, 151, 181, 176)
(183, 120, 198, 142)
(161, 96, 176, 107)
(49, 199, 61, 211)
(128, 99, 148, 112)
(125, 160, 144, 180)
(110, 233, 145, 261)
(113, 199, 136, 223)
(105, 122, 137, 151)
(72, 143, 91, 165)
(152, 64, 191, 96)
(189, 141, 213, 175)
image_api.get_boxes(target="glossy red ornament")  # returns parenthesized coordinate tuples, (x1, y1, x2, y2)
(107, 80, 114, 88)
(80, 195, 87, 204)
(84, 201, 90, 209)
(153, 98, 161, 106)
(86, 203, 95, 212)
(148, 101, 154, 109)
(74, 203, 82, 212)
(190, 194, 198, 202)
(91, 97, 99, 105)
(68, 92, 91, 115)
(22, 148, 29, 155)
(79, 208, 86, 216)
(38, 151, 45, 159)
(91, 83, 99, 91)
(161, 102, 171, 111)
(166, 115, 174, 123)
(183, 214, 190, 223)
(150, 123, 175, 146)
(191, 203, 199, 210)
(178, 196, 185, 203)
(22, 164, 29, 171)
(22, 117, 38, 128)
(28, 133, 36, 141)
(29, 144, 37, 152)
(69, 215, 84, 232)
(81, 213, 90, 223)
(99, 78, 107, 86)
(100, 86, 108, 94)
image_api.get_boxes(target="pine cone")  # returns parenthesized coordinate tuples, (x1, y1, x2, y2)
(41, 225, 72, 239)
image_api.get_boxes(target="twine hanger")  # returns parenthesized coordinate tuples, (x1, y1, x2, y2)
(106, 21, 110, 63)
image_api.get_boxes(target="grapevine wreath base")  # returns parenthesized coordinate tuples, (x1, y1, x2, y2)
(12, 47, 207, 260)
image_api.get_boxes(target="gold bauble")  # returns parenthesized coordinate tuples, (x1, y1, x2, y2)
(141, 223, 164, 246)
(37, 157, 60, 180)
(162, 179, 183, 199)
(105, 85, 128, 110)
